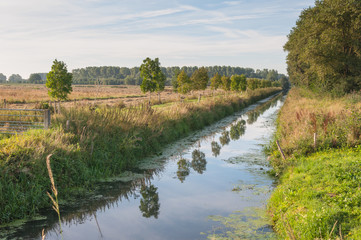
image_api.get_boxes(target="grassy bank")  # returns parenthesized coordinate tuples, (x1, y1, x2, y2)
(0, 87, 281, 224)
(267, 88, 361, 239)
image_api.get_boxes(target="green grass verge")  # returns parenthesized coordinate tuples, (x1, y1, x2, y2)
(268, 146, 361, 239)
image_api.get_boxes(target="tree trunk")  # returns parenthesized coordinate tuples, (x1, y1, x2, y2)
(198, 93, 201, 103)
(149, 92, 151, 106)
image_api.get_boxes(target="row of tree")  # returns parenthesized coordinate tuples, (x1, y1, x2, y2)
(0, 73, 47, 83)
(139, 58, 287, 102)
(72, 65, 285, 85)
(1, 66, 286, 86)
(285, 0, 361, 95)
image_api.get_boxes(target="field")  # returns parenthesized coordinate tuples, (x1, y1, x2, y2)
(0, 84, 217, 109)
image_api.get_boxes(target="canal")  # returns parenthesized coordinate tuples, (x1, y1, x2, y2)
(2, 93, 285, 240)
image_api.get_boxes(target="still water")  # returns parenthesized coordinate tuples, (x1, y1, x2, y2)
(3, 93, 285, 240)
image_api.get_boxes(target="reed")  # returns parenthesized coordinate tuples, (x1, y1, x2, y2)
(46, 154, 63, 240)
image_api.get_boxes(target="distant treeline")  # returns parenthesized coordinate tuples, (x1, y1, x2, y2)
(71, 66, 286, 85)
(0, 66, 287, 85)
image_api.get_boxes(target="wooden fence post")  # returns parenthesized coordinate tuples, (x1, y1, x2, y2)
(44, 109, 51, 129)
(314, 132, 317, 148)
(276, 140, 286, 161)
(66, 120, 70, 131)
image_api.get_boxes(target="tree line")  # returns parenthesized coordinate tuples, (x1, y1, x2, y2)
(139, 58, 288, 102)
(284, 0, 361, 95)
(0, 66, 286, 85)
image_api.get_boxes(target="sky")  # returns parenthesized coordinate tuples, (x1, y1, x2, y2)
(0, 0, 314, 79)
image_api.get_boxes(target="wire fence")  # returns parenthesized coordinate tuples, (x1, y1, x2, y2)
(0, 108, 51, 134)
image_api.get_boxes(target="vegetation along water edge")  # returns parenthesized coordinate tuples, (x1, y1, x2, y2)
(0, 87, 281, 225)
(266, 88, 361, 239)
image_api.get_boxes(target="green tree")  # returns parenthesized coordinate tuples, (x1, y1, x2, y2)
(221, 76, 231, 91)
(171, 68, 180, 92)
(284, 0, 361, 94)
(280, 76, 290, 90)
(46, 59, 73, 101)
(247, 78, 259, 90)
(0, 73, 6, 83)
(190, 67, 209, 101)
(210, 73, 222, 92)
(230, 74, 246, 92)
(140, 57, 166, 104)
(29, 73, 42, 84)
(8, 74, 23, 83)
(177, 70, 191, 95)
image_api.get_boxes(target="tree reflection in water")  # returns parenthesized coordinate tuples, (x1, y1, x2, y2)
(211, 141, 221, 157)
(139, 184, 160, 219)
(191, 149, 207, 174)
(230, 119, 246, 140)
(177, 159, 191, 183)
(219, 130, 230, 146)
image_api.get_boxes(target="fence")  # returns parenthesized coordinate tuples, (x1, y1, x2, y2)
(0, 108, 51, 134)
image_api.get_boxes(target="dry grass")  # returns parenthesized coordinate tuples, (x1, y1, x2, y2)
(0, 84, 220, 109)
(275, 88, 361, 157)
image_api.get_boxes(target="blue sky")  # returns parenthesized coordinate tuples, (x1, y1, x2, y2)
(0, 0, 314, 78)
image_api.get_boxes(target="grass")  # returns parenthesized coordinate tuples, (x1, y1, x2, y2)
(0, 87, 281, 224)
(267, 88, 361, 239)
(268, 146, 361, 239)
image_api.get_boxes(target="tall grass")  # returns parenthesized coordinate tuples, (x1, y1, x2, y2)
(0, 87, 281, 224)
(268, 88, 361, 174)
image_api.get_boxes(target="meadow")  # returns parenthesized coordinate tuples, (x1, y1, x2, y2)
(0, 84, 217, 109)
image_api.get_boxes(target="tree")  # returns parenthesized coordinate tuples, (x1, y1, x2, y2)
(0, 73, 6, 83)
(230, 75, 247, 92)
(171, 68, 180, 92)
(239, 74, 247, 91)
(279, 76, 290, 90)
(284, 0, 361, 94)
(29, 73, 42, 84)
(190, 67, 209, 102)
(210, 73, 222, 92)
(177, 70, 191, 96)
(221, 76, 231, 91)
(8, 74, 23, 83)
(46, 59, 73, 101)
(140, 57, 166, 104)
(247, 78, 259, 90)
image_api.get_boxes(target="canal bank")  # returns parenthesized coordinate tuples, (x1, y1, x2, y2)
(1, 92, 285, 239)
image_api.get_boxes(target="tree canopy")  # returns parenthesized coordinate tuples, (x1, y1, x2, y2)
(8, 74, 23, 83)
(190, 67, 209, 91)
(177, 70, 191, 95)
(46, 59, 73, 101)
(0, 73, 6, 83)
(284, 0, 361, 94)
(29, 73, 42, 84)
(140, 57, 166, 98)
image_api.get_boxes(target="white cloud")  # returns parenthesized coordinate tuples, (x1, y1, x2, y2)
(0, 0, 311, 77)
